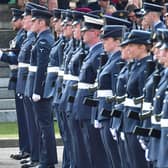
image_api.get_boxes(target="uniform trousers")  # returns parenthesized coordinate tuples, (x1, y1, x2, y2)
(67, 117, 90, 168)
(33, 98, 57, 166)
(100, 120, 121, 168)
(23, 96, 40, 162)
(80, 119, 109, 168)
(116, 131, 130, 168)
(124, 133, 148, 168)
(15, 93, 30, 154)
(61, 111, 76, 168)
(54, 104, 70, 168)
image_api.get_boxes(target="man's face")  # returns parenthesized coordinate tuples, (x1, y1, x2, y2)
(143, 12, 153, 26)
(54, 19, 62, 33)
(141, 18, 150, 30)
(63, 21, 73, 38)
(23, 15, 32, 31)
(83, 29, 96, 44)
(11, 18, 22, 31)
(31, 19, 40, 33)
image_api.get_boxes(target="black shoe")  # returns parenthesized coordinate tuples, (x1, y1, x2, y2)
(20, 158, 30, 164)
(21, 161, 39, 168)
(10, 152, 30, 160)
(36, 164, 55, 168)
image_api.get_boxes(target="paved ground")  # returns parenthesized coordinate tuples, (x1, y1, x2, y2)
(0, 147, 63, 168)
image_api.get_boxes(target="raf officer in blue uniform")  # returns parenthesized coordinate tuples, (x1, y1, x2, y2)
(18, 2, 49, 168)
(94, 24, 126, 168)
(53, 9, 75, 168)
(26, 8, 57, 168)
(0, 8, 30, 160)
(147, 30, 168, 167)
(43, 9, 65, 145)
(94, 15, 131, 168)
(72, 14, 108, 168)
(121, 30, 153, 168)
(133, 29, 165, 168)
(156, 30, 168, 168)
(143, 2, 165, 31)
(59, 10, 90, 168)
(113, 32, 134, 168)
(43, 11, 65, 162)
(43, 8, 65, 100)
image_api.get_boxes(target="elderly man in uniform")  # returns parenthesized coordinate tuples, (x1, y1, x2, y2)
(0, 8, 30, 160)
(25, 8, 57, 168)
(72, 14, 109, 168)
(58, 9, 91, 168)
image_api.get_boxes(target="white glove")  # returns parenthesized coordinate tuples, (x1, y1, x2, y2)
(17, 93, 23, 99)
(0, 50, 3, 58)
(139, 139, 147, 150)
(110, 128, 117, 141)
(94, 120, 102, 128)
(145, 149, 150, 161)
(32, 93, 41, 102)
(120, 132, 125, 141)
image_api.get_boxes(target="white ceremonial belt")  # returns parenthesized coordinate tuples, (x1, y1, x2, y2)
(78, 82, 97, 89)
(29, 66, 37, 72)
(161, 119, 168, 127)
(18, 62, 29, 68)
(47, 66, 59, 73)
(63, 74, 79, 81)
(9, 65, 18, 70)
(124, 98, 141, 108)
(97, 90, 113, 98)
(142, 102, 153, 111)
(58, 70, 64, 77)
(151, 115, 160, 125)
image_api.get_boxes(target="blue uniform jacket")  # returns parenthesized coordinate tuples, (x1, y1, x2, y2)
(157, 86, 168, 167)
(141, 66, 163, 131)
(25, 29, 54, 97)
(1, 29, 26, 90)
(58, 39, 77, 112)
(52, 38, 73, 105)
(111, 62, 130, 131)
(66, 45, 89, 117)
(73, 42, 104, 120)
(148, 69, 168, 162)
(153, 20, 166, 31)
(124, 55, 152, 133)
(16, 32, 36, 94)
(43, 36, 65, 98)
(94, 51, 122, 122)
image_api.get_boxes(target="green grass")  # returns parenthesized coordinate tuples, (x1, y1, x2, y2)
(0, 122, 60, 139)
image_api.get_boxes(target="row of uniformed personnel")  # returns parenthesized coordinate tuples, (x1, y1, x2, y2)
(1, 0, 168, 168)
